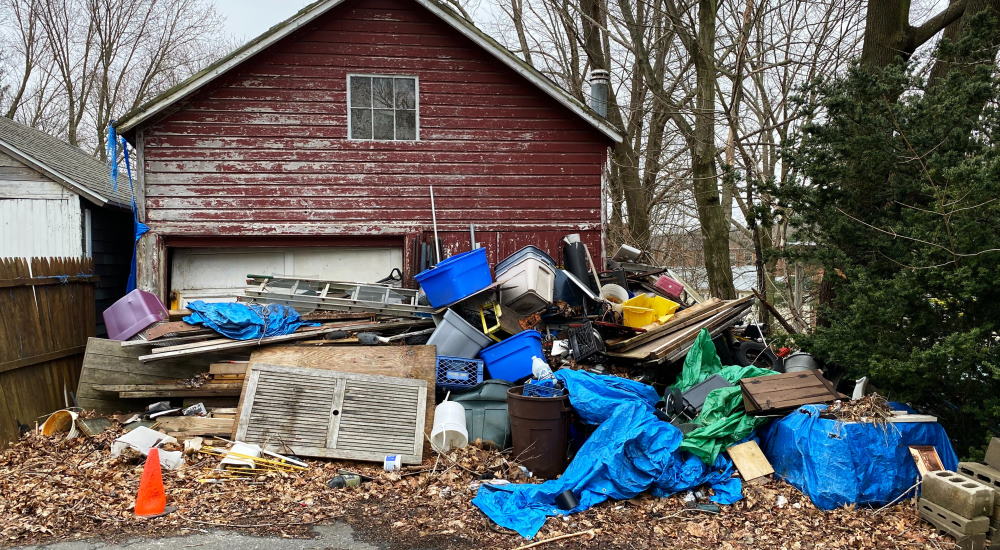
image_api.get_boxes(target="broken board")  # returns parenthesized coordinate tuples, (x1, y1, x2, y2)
(726, 440, 774, 485)
(76, 338, 216, 411)
(739, 370, 845, 415)
(909, 446, 946, 477)
(153, 416, 234, 437)
(234, 363, 427, 464)
(247, 344, 437, 445)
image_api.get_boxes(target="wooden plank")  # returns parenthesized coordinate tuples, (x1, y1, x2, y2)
(140, 320, 209, 340)
(119, 388, 242, 398)
(0, 345, 86, 375)
(93, 383, 244, 392)
(138, 327, 339, 362)
(909, 446, 945, 477)
(247, 344, 437, 448)
(0, 274, 98, 288)
(608, 297, 728, 351)
(76, 337, 213, 411)
(739, 370, 841, 414)
(209, 362, 249, 375)
(153, 416, 234, 435)
(726, 441, 774, 484)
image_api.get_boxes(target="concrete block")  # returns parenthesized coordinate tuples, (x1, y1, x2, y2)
(960, 462, 1000, 493)
(987, 438, 1000, 471)
(923, 470, 996, 518)
(919, 498, 990, 536)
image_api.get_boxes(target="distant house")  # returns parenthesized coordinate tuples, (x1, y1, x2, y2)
(0, 116, 134, 333)
(115, 0, 621, 306)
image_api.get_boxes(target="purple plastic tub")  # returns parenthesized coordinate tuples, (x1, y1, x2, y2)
(103, 289, 169, 341)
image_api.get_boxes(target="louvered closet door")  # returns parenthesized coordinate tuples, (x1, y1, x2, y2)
(236, 363, 426, 464)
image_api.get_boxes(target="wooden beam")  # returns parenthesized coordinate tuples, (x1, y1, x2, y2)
(0, 345, 86, 374)
(0, 275, 98, 288)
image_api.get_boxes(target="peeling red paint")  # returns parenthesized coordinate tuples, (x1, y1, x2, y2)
(137, 0, 610, 291)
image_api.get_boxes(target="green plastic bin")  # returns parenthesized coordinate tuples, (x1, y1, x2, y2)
(451, 379, 512, 449)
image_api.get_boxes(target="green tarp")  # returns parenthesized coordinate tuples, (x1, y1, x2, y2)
(671, 329, 776, 463)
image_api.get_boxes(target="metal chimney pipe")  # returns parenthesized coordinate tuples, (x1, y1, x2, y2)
(588, 69, 610, 118)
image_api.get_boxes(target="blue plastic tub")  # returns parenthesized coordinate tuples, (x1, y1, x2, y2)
(414, 248, 492, 307)
(478, 330, 543, 383)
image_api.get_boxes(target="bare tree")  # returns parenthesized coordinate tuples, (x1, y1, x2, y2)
(0, 0, 224, 154)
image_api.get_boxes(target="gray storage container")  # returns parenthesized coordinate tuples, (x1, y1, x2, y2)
(426, 308, 493, 359)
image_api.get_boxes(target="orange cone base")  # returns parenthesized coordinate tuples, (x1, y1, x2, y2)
(134, 448, 167, 517)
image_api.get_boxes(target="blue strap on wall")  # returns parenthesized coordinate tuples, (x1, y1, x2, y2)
(107, 124, 149, 293)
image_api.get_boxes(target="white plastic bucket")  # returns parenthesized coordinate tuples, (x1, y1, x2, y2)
(431, 400, 469, 453)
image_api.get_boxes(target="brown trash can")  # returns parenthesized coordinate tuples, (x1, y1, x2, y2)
(507, 386, 571, 479)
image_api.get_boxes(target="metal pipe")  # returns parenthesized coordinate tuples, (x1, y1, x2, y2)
(429, 185, 441, 263)
(469, 223, 477, 249)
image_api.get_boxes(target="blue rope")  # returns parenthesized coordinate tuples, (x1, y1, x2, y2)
(107, 124, 150, 293)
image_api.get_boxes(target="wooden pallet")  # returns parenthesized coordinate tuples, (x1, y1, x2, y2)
(739, 370, 844, 415)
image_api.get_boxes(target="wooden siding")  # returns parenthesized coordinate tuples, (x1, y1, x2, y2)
(0, 151, 83, 257)
(139, 0, 607, 288)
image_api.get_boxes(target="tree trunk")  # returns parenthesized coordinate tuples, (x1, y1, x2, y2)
(928, 0, 1000, 85)
(861, 0, 969, 70)
(692, 0, 736, 299)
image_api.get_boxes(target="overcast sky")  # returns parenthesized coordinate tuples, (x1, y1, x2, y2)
(213, 0, 499, 42)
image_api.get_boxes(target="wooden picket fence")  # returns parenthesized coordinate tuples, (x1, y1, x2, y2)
(0, 257, 96, 446)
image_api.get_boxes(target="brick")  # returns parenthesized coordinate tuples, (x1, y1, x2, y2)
(919, 498, 990, 536)
(923, 470, 996, 518)
(960, 462, 1000, 493)
(987, 438, 1000, 471)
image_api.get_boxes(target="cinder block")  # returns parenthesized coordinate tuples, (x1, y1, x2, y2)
(919, 498, 990, 536)
(960, 462, 1000, 493)
(957, 472, 1000, 529)
(987, 438, 1000, 471)
(923, 470, 996, 518)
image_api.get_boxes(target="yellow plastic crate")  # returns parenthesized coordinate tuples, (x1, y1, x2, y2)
(621, 294, 680, 327)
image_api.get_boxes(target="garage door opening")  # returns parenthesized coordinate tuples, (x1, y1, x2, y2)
(169, 246, 403, 308)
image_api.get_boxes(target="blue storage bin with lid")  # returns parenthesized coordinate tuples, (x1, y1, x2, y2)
(478, 330, 543, 383)
(414, 248, 492, 307)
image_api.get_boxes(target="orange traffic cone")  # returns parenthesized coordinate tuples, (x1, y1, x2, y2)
(134, 447, 166, 516)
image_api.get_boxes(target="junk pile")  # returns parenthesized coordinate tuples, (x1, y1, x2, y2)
(1, 235, 989, 549)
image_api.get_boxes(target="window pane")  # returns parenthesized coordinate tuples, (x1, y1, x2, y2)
(373, 78, 394, 109)
(373, 109, 395, 139)
(395, 78, 416, 109)
(350, 108, 372, 139)
(349, 76, 371, 108)
(396, 110, 416, 140)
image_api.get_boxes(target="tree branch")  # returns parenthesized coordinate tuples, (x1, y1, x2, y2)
(909, 0, 968, 49)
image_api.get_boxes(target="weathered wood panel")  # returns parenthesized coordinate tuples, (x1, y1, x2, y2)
(139, 0, 608, 293)
(0, 258, 95, 446)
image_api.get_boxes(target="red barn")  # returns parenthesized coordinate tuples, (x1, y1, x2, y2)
(117, 0, 621, 306)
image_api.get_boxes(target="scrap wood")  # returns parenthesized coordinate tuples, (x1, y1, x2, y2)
(0, 429, 951, 549)
(514, 528, 600, 549)
(751, 288, 800, 335)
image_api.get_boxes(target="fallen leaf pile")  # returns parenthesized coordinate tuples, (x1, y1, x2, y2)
(826, 393, 894, 424)
(0, 426, 962, 549)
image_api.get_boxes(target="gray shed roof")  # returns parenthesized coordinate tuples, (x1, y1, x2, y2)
(0, 116, 131, 208)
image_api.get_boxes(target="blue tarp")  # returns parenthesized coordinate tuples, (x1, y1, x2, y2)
(758, 404, 959, 510)
(182, 301, 318, 340)
(472, 370, 743, 539)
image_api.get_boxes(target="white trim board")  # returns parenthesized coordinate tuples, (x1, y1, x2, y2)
(115, 0, 623, 143)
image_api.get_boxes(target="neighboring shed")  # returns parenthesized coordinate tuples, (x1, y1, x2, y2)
(0, 116, 134, 334)
(117, 0, 621, 305)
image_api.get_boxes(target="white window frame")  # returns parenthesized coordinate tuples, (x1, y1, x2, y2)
(346, 74, 420, 141)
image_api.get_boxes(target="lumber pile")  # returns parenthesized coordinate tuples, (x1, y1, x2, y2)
(604, 296, 754, 363)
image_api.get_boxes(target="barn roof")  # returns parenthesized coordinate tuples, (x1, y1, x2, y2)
(0, 116, 130, 208)
(115, 0, 623, 143)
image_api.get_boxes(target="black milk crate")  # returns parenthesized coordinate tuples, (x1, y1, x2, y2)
(568, 321, 604, 361)
(436, 356, 485, 390)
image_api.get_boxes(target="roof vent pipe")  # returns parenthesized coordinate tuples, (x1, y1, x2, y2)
(588, 69, 610, 118)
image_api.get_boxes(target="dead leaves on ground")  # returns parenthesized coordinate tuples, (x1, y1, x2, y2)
(0, 428, 957, 549)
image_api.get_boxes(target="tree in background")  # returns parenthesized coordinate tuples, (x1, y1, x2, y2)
(0, 0, 225, 156)
(779, 16, 1000, 457)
